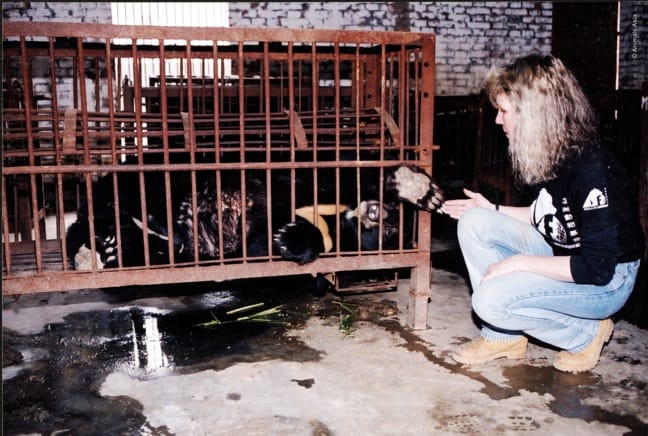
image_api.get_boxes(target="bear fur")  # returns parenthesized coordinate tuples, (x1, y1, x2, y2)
(66, 162, 444, 269)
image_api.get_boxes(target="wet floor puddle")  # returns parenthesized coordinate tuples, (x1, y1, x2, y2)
(2, 279, 334, 435)
(2, 274, 403, 435)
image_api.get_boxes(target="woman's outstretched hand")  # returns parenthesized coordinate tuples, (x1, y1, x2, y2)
(442, 188, 494, 220)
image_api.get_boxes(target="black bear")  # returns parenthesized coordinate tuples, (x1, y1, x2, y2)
(66, 163, 444, 269)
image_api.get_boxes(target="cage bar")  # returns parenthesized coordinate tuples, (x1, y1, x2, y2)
(2, 22, 437, 328)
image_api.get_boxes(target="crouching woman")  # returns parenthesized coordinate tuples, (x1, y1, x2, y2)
(443, 54, 644, 373)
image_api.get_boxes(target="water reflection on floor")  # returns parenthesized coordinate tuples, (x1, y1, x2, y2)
(2, 279, 326, 434)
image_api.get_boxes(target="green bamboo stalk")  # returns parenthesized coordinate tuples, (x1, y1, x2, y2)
(226, 302, 266, 316)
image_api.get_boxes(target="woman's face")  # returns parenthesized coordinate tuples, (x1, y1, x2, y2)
(494, 93, 516, 141)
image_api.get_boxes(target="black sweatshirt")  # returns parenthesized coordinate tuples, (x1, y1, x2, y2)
(530, 140, 645, 285)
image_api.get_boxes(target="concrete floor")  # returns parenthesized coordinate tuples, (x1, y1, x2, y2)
(3, 240, 648, 435)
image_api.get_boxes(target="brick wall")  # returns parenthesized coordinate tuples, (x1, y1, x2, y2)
(2, 2, 113, 114)
(229, 2, 553, 95)
(4, 2, 645, 93)
(2, 2, 112, 23)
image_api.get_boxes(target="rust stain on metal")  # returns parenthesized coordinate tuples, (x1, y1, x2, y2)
(2, 22, 436, 328)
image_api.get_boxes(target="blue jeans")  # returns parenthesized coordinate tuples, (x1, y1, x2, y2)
(457, 207, 640, 353)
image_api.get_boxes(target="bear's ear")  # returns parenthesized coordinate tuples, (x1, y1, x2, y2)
(385, 165, 445, 212)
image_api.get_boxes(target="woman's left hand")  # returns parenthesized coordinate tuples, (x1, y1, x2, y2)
(481, 255, 522, 284)
(481, 254, 575, 284)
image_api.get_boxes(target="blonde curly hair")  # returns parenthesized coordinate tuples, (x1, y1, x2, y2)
(485, 54, 597, 185)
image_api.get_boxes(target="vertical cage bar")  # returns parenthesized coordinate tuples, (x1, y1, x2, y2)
(76, 36, 101, 271)
(310, 42, 318, 225)
(377, 43, 387, 252)
(237, 40, 248, 260)
(131, 39, 152, 267)
(289, 42, 297, 224)
(263, 41, 273, 258)
(2, 177, 12, 274)
(18, 36, 42, 269)
(212, 41, 225, 262)
(354, 44, 362, 251)
(158, 40, 176, 266)
(333, 41, 342, 256)
(408, 35, 435, 330)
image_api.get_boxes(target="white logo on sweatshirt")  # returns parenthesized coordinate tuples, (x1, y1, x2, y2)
(582, 188, 608, 211)
(532, 188, 568, 244)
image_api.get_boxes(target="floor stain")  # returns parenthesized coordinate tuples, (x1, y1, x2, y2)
(380, 318, 648, 435)
(2, 281, 324, 435)
(292, 378, 316, 388)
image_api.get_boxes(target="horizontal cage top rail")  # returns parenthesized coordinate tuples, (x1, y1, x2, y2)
(3, 22, 433, 45)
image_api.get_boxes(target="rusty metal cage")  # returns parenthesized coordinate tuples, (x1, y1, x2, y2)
(2, 22, 436, 328)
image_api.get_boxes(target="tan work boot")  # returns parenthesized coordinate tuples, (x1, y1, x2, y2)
(452, 336, 528, 365)
(553, 318, 614, 374)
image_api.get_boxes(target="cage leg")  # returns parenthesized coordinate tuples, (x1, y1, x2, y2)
(407, 263, 431, 329)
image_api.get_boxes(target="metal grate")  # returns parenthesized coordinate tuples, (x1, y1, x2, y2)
(2, 22, 436, 328)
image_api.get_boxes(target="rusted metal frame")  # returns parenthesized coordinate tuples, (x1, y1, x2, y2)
(408, 35, 436, 330)
(2, 185, 15, 274)
(12, 183, 25, 246)
(75, 36, 101, 271)
(412, 48, 421, 152)
(263, 41, 274, 258)
(2, 52, 12, 116)
(258, 48, 266, 116)
(73, 53, 80, 131)
(2, 252, 423, 296)
(236, 40, 249, 261)
(3, 26, 436, 296)
(69, 242, 418, 268)
(397, 44, 408, 250)
(213, 43, 226, 264)
(276, 59, 284, 111)
(199, 59, 208, 114)
(288, 42, 298, 224)
(333, 41, 343, 257)
(353, 43, 363, 253)
(386, 50, 395, 118)
(92, 58, 101, 113)
(19, 36, 46, 273)
(178, 53, 186, 114)
(3, 22, 428, 47)
(102, 36, 125, 271)
(3, 34, 377, 63)
(398, 45, 410, 154)
(2, 177, 13, 274)
(310, 42, 319, 228)
(404, 44, 421, 264)
(158, 40, 177, 267)
(49, 37, 69, 268)
(3, 160, 420, 177)
(8, 106, 407, 150)
(113, 58, 128, 269)
(376, 42, 387, 253)
(130, 38, 154, 268)
(289, 111, 308, 150)
(115, 53, 123, 113)
(48, 37, 63, 167)
(403, 48, 412, 151)
(180, 112, 194, 146)
(296, 60, 303, 112)
(184, 40, 201, 265)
